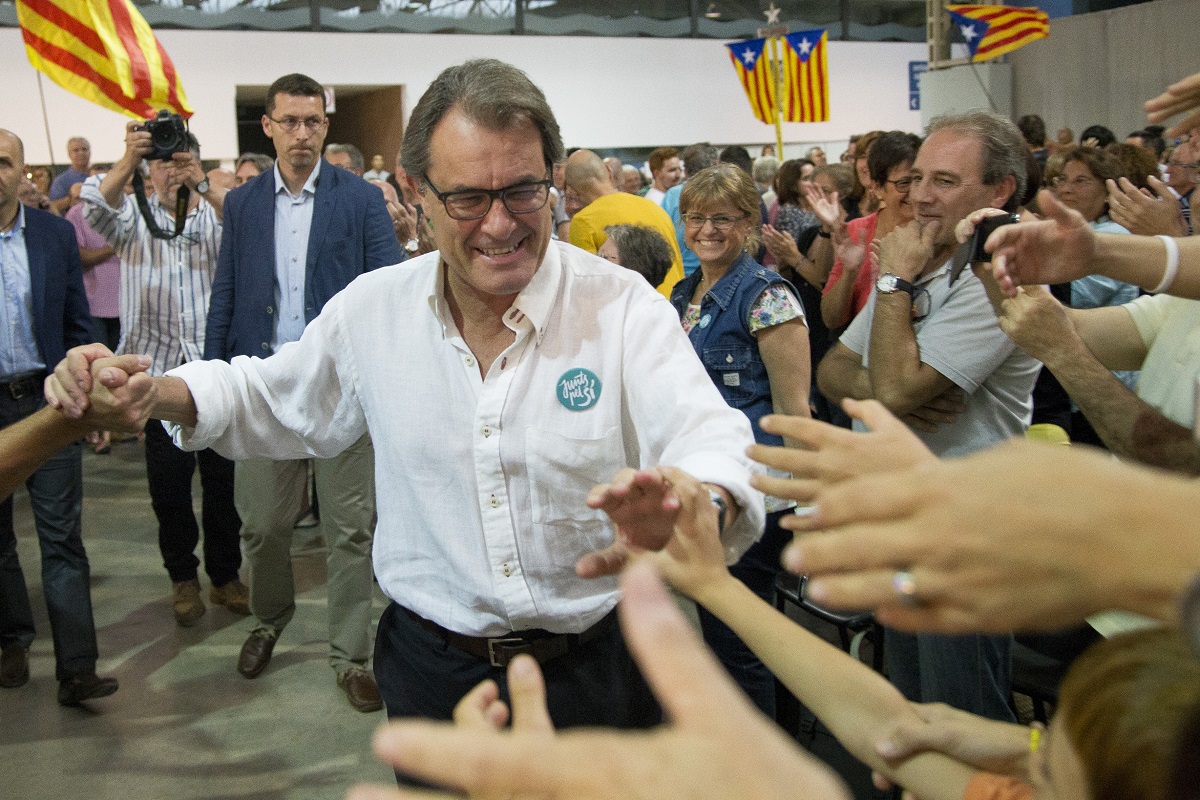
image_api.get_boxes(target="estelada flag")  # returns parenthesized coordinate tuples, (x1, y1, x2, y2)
(946, 4, 1049, 62)
(781, 29, 829, 123)
(17, 0, 193, 119)
(726, 37, 777, 124)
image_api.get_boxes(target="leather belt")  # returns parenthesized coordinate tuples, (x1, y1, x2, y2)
(405, 607, 617, 668)
(0, 373, 42, 401)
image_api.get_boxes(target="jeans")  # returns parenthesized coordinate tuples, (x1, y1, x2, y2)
(143, 421, 241, 586)
(0, 390, 98, 680)
(698, 508, 791, 717)
(885, 629, 1017, 722)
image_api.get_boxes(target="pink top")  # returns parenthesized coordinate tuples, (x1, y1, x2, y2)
(821, 212, 880, 321)
(67, 203, 121, 318)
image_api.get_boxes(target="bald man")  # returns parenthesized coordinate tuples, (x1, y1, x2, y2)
(564, 149, 685, 298)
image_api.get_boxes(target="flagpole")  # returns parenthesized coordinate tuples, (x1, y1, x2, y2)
(35, 72, 58, 169)
(767, 34, 784, 158)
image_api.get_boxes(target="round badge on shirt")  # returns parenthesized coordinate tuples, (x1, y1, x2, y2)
(557, 368, 601, 411)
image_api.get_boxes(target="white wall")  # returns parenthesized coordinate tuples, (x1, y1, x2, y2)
(2, 28, 926, 165)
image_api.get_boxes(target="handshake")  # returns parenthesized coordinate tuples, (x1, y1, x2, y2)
(43, 344, 159, 432)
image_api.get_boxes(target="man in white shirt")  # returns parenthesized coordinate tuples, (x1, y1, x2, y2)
(643, 146, 682, 206)
(48, 58, 762, 747)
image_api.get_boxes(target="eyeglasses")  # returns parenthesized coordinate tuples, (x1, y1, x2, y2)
(911, 286, 931, 322)
(884, 177, 915, 192)
(1168, 161, 1200, 171)
(681, 213, 749, 231)
(267, 116, 328, 133)
(422, 173, 552, 221)
(1050, 175, 1099, 188)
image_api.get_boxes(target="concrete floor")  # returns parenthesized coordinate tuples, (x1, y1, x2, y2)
(1, 438, 395, 800)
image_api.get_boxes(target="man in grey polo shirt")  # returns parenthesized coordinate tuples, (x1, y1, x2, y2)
(817, 111, 1039, 722)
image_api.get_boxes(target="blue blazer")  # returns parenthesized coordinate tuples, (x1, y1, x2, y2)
(204, 160, 403, 361)
(23, 206, 92, 373)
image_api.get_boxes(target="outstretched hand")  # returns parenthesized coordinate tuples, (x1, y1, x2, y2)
(748, 400, 935, 511)
(985, 190, 1096, 297)
(1145, 71, 1200, 137)
(349, 562, 849, 800)
(576, 468, 682, 578)
(45, 346, 156, 432)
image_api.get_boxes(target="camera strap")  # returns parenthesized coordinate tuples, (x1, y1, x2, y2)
(131, 170, 189, 240)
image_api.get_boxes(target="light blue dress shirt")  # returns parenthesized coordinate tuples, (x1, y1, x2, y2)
(272, 160, 320, 351)
(0, 204, 46, 378)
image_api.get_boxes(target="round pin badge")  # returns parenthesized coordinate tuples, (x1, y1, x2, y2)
(698, 314, 712, 329)
(557, 368, 602, 411)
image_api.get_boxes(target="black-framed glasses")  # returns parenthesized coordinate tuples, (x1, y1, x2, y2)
(1050, 175, 1099, 188)
(681, 212, 749, 231)
(267, 116, 327, 133)
(422, 173, 552, 221)
(885, 177, 915, 192)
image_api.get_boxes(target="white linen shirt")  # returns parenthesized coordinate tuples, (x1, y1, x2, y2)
(166, 241, 763, 637)
(82, 176, 220, 376)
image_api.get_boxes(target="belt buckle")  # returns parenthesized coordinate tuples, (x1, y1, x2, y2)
(487, 637, 532, 667)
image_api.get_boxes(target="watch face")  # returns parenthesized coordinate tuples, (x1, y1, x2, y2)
(877, 274, 898, 293)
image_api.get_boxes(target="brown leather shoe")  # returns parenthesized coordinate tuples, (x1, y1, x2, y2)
(0, 644, 29, 688)
(57, 672, 119, 706)
(209, 579, 251, 616)
(172, 579, 205, 627)
(336, 667, 382, 713)
(237, 629, 277, 678)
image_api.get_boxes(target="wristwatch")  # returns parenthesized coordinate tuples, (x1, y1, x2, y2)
(876, 272, 917, 296)
(708, 488, 728, 535)
(194, 177, 210, 195)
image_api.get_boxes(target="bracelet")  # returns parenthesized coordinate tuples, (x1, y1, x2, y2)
(817, 229, 832, 239)
(1029, 726, 1041, 753)
(1152, 235, 1180, 294)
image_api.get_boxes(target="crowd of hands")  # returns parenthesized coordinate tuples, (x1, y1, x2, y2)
(32, 70, 1200, 800)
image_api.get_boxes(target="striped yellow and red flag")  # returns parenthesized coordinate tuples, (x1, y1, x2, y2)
(726, 37, 777, 124)
(17, 0, 192, 120)
(781, 29, 829, 123)
(946, 4, 1049, 62)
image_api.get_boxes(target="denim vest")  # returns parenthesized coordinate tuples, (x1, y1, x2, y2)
(670, 253, 794, 446)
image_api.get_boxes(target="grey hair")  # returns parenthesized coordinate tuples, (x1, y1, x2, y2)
(927, 110, 1027, 211)
(401, 59, 563, 179)
(603, 224, 674, 288)
(236, 152, 274, 175)
(752, 156, 779, 184)
(325, 142, 364, 173)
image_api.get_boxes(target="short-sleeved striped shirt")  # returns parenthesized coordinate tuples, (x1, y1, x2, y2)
(82, 176, 221, 375)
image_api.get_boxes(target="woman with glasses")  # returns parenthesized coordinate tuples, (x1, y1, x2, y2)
(668, 163, 810, 719)
(1042, 145, 1140, 446)
(822, 131, 922, 331)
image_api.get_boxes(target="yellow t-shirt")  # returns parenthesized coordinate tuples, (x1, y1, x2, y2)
(568, 191, 685, 298)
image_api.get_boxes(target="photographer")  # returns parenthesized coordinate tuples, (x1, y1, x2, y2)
(80, 118, 246, 630)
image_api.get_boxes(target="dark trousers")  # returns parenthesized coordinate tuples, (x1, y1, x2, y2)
(885, 628, 1016, 722)
(375, 600, 660, 785)
(0, 391, 97, 680)
(91, 316, 120, 354)
(143, 421, 241, 586)
(698, 508, 790, 718)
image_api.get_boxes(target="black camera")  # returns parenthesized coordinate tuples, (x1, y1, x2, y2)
(968, 212, 1020, 264)
(142, 110, 189, 161)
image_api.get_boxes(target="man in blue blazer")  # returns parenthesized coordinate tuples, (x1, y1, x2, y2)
(0, 129, 117, 706)
(204, 74, 402, 712)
